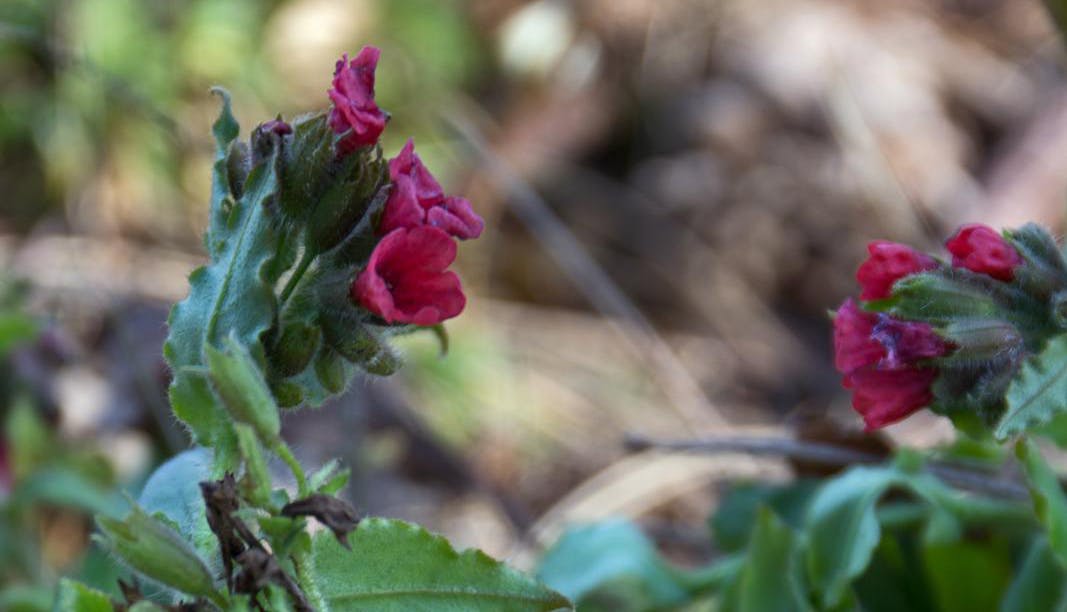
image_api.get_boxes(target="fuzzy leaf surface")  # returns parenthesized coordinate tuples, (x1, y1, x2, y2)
(52, 579, 114, 612)
(313, 517, 571, 611)
(996, 334, 1067, 439)
(164, 94, 283, 467)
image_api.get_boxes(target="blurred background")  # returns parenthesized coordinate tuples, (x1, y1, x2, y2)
(3, 0, 1067, 602)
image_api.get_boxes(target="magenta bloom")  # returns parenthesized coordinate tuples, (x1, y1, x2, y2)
(856, 241, 937, 300)
(378, 139, 484, 240)
(352, 226, 466, 325)
(328, 47, 388, 155)
(945, 224, 1021, 281)
(833, 299, 951, 430)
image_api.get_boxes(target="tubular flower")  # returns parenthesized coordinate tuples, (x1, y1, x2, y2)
(328, 47, 388, 155)
(379, 139, 484, 240)
(833, 299, 952, 430)
(352, 226, 466, 325)
(945, 224, 1021, 281)
(856, 241, 938, 300)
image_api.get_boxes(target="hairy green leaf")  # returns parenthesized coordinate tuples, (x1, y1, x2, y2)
(313, 518, 571, 611)
(1001, 537, 1067, 612)
(95, 504, 223, 606)
(165, 93, 284, 468)
(138, 449, 219, 581)
(996, 334, 1067, 439)
(52, 579, 114, 612)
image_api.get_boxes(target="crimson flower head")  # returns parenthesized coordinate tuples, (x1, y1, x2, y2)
(352, 226, 466, 325)
(379, 139, 484, 240)
(833, 299, 952, 430)
(856, 241, 937, 301)
(328, 47, 388, 155)
(945, 224, 1021, 281)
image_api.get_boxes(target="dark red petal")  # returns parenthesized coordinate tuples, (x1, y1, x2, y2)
(846, 367, 937, 430)
(945, 224, 1021, 281)
(833, 299, 884, 374)
(855, 241, 937, 301)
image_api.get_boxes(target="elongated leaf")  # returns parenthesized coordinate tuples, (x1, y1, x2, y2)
(95, 504, 223, 605)
(537, 519, 688, 608)
(1000, 537, 1067, 612)
(734, 508, 810, 612)
(1016, 439, 1067, 568)
(805, 466, 898, 608)
(52, 579, 113, 612)
(138, 449, 221, 581)
(996, 334, 1067, 439)
(922, 540, 1011, 612)
(313, 518, 571, 611)
(165, 93, 284, 468)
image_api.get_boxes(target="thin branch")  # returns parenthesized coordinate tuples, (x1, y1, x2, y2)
(624, 433, 1030, 501)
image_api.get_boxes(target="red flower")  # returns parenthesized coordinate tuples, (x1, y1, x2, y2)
(855, 241, 937, 300)
(379, 139, 484, 240)
(833, 299, 951, 430)
(945, 224, 1021, 281)
(352, 226, 466, 325)
(328, 47, 388, 155)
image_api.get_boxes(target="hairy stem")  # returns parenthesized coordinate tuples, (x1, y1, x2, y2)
(275, 442, 309, 498)
(279, 249, 315, 308)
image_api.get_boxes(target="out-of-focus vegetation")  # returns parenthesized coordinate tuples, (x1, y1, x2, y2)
(5, 0, 1067, 606)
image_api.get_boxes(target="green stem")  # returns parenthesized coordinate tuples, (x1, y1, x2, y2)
(275, 441, 309, 498)
(279, 249, 315, 308)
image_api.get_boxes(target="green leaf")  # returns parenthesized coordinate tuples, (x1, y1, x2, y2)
(0, 584, 53, 612)
(996, 334, 1067, 440)
(853, 535, 937, 612)
(52, 579, 114, 612)
(710, 479, 820, 553)
(165, 92, 284, 469)
(313, 517, 571, 611)
(10, 467, 125, 517)
(734, 507, 811, 612)
(922, 540, 1011, 612)
(138, 448, 217, 571)
(95, 504, 224, 606)
(1001, 537, 1067, 612)
(805, 466, 898, 608)
(309, 458, 350, 495)
(1016, 439, 1067, 568)
(537, 519, 688, 608)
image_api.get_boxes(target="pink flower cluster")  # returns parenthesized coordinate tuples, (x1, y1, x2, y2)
(834, 224, 1021, 430)
(329, 47, 484, 326)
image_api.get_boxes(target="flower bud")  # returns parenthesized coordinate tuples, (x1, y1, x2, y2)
(95, 505, 220, 601)
(315, 348, 346, 394)
(269, 321, 321, 377)
(946, 224, 1021, 281)
(225, 141, 251, 200)
(939, 319, 1023, 365)
(856, 240, 938, 301)
(205, 337, 281, 446)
